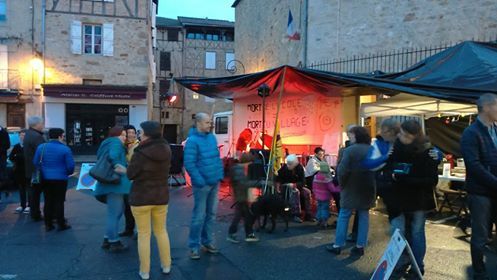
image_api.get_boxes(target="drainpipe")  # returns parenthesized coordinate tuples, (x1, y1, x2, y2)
(336, 0, 340, 60)
(31, 0, 35, 98)
(303, 0, 308, 67)
(41, 0, 46, 85)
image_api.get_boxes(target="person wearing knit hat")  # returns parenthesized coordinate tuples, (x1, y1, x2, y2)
(276, 154, 315, 223)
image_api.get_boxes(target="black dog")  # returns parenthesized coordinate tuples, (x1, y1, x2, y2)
(251, 193, 290, 233)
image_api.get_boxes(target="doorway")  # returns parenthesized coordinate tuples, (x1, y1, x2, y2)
(163, 124, 178, 144)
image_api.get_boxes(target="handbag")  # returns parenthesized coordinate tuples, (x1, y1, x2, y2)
(89, 152, 121, 184)
(31, 144, 46, 185)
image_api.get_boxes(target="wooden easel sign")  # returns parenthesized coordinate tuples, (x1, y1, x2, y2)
(371, 229, 423, 280)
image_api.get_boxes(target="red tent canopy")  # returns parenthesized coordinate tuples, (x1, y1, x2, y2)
(176, 65, 358, 99)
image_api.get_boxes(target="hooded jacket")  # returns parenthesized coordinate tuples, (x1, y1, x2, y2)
(183, 127, 223, 188)
(127, 138, 171, 206)
(337, 143, 376, 210)
(93, 137, 131, 196)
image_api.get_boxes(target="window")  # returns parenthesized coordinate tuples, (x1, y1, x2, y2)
(0, 0, 5, 21)
(195, 33, 204, 40)
(205, 52, 216, 69)
(83, 79, 102, 85)
(186, 33, 195, 39)
(160, 52, 171, 71)
(159, 79, 170, 94)
(225, 52, 235, 70)
(84, 24, 102, 54)
(167, 29, 179, 41)
(215, 116, 228, 134)
(222, 31, 234, 42)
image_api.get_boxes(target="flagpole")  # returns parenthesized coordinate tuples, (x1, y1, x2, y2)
(264, 66, 287, 194)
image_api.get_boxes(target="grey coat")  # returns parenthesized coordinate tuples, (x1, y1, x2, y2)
(23, 128, 45, 178)
(337, 143, 376, 210)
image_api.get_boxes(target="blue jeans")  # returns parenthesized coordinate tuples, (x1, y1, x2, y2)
(316, 200, 330, 222)
(334, 208, 369, 247)
(468, 194, 494, 277)
(390, 211, 426, 271)
(188, 184, 219, 250)
(106, 193, 124, 242)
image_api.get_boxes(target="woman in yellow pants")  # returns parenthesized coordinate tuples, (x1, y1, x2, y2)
(127, 121, 172, 280)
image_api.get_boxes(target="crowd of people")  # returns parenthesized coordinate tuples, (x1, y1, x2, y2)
(1, 95, 496, 279)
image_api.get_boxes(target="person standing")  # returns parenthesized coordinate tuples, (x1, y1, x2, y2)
(23, 116, 45, 221)
(127, 121, 172, 280)
(327, 126, 376, 257)
(384, 120, 438, 278)
(0, 125, 10, 202)
(119, 124, 139, 237)
(94, 126, 132, 252)
(461, 94, 497, 280)
(307, 147, 338, 229)
(184, 113, 224, 260)
(10, 130, 29, 213)
(33, 128, 74, 232)
(227, 152, 259, 243)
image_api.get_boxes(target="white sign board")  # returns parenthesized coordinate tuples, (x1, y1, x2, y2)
(371, 229, 408, 280)
(76, 163, 97, 191)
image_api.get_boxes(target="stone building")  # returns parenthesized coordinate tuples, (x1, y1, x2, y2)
(232, 0, 497, 133)
(155, 16, 234, 143)
(0, 0, 42, 127)
(0, 0, 157, 154)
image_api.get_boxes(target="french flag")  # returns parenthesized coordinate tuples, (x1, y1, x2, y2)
(287, 10, 301, 41)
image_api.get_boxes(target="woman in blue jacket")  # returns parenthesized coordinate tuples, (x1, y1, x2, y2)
(94, 126, 132, 252)
(33, 128, 75, 232)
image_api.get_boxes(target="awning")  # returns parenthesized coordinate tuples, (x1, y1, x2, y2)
(43, 84, 147, 100)
(360, 93, 477, 118)
(0, 89, 21, 103)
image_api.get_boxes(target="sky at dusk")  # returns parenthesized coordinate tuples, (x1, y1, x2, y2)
(158, 0, 235, 21)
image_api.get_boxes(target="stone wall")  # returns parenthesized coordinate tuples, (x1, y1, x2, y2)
(307, 0, 497, 64)
(234, 0, 304, 73)
(44, 14, 149, 86)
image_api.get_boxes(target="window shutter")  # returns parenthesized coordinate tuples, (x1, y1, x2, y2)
(70, 21, 82, 54)
(102, 23, 114, 56)
(225, 52, 235, 70)
(0, 44, 8, 88)
(205, 52, 216, 69)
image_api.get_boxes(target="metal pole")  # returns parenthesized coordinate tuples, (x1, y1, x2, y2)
(262, 93, 266, 149)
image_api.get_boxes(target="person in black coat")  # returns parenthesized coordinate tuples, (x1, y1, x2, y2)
(0, 125, 10, 197)
(460, 94, 497, 280)
(9, 130, 28, 213)
(384, 120, 438, 278)
(23, 116, 46, 220)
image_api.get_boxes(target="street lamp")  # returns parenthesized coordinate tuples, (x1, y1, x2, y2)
(258, 83, 270, 149)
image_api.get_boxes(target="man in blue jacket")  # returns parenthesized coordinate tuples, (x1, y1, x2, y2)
(461, 94, 497, 280)
(184, 113, 224, 260)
